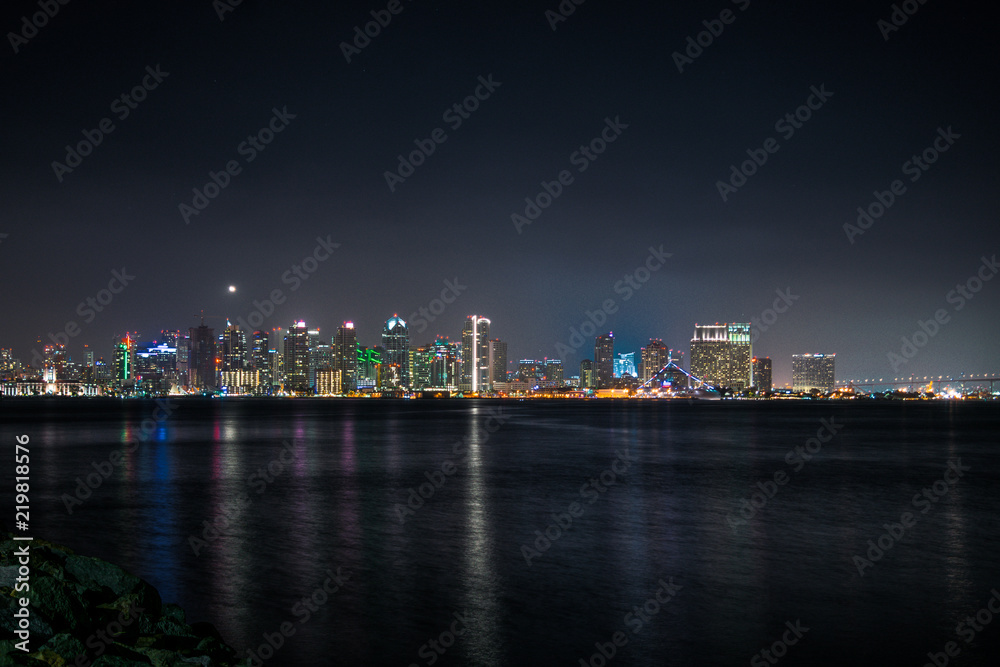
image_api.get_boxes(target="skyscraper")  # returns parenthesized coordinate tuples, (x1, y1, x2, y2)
(544, 359, 564, 386)
(187, 325, 216, 391)
(382, 315, 410, 388)
(640, 339, 669, 383)
(690, 323, 752, 389)
(334, 322, 358, 392)
(461, 315, 491, 392)
(430, 337, 459, 389)
(490, 339, 507, 384)
(580, 359, 596, 389)
(613, 352, 636, 378)
(283, 321, 311, 394)
(753, 356, 773, 392)
(792, 354, 835, 393)
(222, 323, 248, 371)
(594, 333, 615, 389)
(251, 330, 270, 389)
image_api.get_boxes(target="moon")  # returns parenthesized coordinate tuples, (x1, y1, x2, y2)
(228, 285, 237, 293)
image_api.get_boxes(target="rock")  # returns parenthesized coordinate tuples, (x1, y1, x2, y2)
(28, 574, 88, 634)
(39, 632, 86, 660)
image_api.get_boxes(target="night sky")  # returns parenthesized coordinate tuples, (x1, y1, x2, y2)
(2, 0, 997, 387)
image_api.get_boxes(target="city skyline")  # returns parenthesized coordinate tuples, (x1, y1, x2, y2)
(1, 0, 997, 389)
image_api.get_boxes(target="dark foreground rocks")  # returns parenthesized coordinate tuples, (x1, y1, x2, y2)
(0, 526, 247, 666)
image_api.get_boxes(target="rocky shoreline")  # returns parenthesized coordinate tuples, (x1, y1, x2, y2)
(1, 524, 247, 666)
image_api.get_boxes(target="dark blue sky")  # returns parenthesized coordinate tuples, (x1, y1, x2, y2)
(1, 0, 997, 386)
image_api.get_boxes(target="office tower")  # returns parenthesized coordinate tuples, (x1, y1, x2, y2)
(544, 359, 564, 385)
(283, 321, 311, 393)
(43, 344, 67, 382)
(594, 333, 615, 389)
(614, 352, 636, 378)
(640, 339, 669, 383)
(113, 335, 136, 386)
(251, 330, 270, 381)
(461, 315, 491, 392)
(792, 353, 835, 393)
(580, 359, 596, 389)
(176, 335, 190, 386)
(753, 356, 773, 392)
(222, 323, 248, 371)
(382, 315, 410, 388)
(313, 341, 332, 389)
(430, 337, 460, 389)
(188, 324, 216, 391)
(334, 322, 358, 392)
(490, 339, 507, 385)
(690, 323, 752, 389)
(409, 344, 433, 390)
(356, 346, 381, 389)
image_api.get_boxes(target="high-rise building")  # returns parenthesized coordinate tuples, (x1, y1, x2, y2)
(490, 339, 507, 384)
(640, 339, 669, 383)
(544, 359, 564, 386)
(613, 352, 637, 378)
(753, 356, 773, 392)
(580, 359, 596, 389)
(409, 344, 433, 390)
(188, 324, 217, 391)
(690, 323, 752, 389)
(430, 338, 460, 389)
(334, 322, 358, 392)
(594, 333, 615, 389)
(461, 315, 491, 392)
(251, 330, 270, 388)
(792, 353, 835, 393)
(382, 315, 410, 388)
(43, 344, 67, 382)
(222, 323, 248, 371)
(316, 369, 343, 396)
(114, 335, 137, 386)
(518, 360, 544, 382)
(283, 321, 311, 393)
(356, 346, 381, 389)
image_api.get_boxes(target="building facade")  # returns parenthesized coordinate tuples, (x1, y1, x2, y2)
(792, 353, 835, 393)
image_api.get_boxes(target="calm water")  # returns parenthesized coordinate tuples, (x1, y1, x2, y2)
(3, 398, 1000, 666)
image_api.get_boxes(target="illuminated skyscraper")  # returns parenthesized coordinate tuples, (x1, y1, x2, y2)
(382, 315, 410, 388)
(580, 359, 596, 389)
(461, 315, 491, 392)
(409, 344, 433, 390)
(594, 333, 615, 389)
(640, 339, 669, 383)
(544, 359, 564, 386)
(753, 356, 772, 392)
(613, 352, 636, 378)
(690, 323, 752, 389)
(222, 323, 248, 371)
(792, 353, 835, 393)
(334, 322, 358, 392)
(283, 321, 311, 393)
(430, 337, 459, 389)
